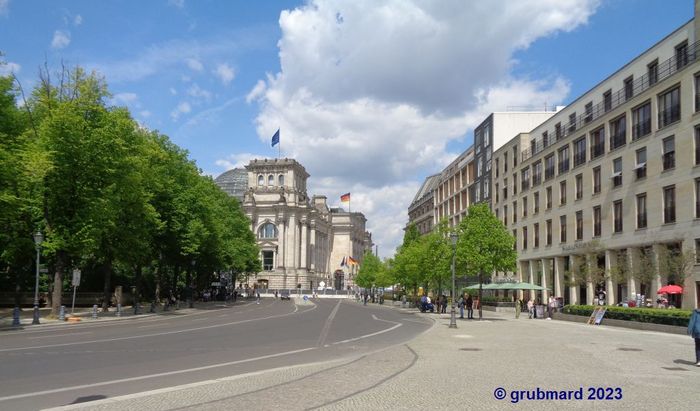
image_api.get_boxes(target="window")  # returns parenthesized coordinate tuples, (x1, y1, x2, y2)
(533, 161, 542, 186)
(592, 166, 601, 194)
(546, 186, 552, 210)
(636, 193, 647, 229)
(584, 102, 593, 123)
(663, 136, 675, 170)
(533, 192, 540, 214)
(658, 86, 681, 128)
(675, 41, 688, 70)
(576, 210, 583, 240)
(513, 146, 518, 167)
(632, 101, 651, 140)
(258, 222, 278, 239)
(262, 250, 274, 271)
(495, 183, 499, 203)
(612, 157, 622, 187)
(610, 115, 626, 149)
(573, 137, 586, 167)
(503, 178, 508, 200)
(558, 145, 570, 174)
(664, 185, 676, 223)
(697, 178, 700, 218)
(695, 74, 700, 112)
(504, 205, 508, 226)
(590, 127, 605, 159)
(648, 60, 658, 86)
(521, 167, 530, 191)
(635, 148, 647, 179)
(545, 154, 555, 180)
(559, 180, 567, 205)
(522, 226, 528, 250)
(568, 112, 577, 132)
(603, 89, 612, 112)
(495, 158, 500, 178)
(546, 219, 552, 246)
(530, 139, 537, 156)
(542, 131, 549, 148)
(560, 215, 567, 243)
(534, 223, 539, 248)
(575, 173, 583, 200)
(613, 200, 623, 233)
(504, 152, 509, 172)
(477, 158, 482, 177)
(268, 175, 274, 185)
(484, 127, 491, 147)
(513, 173, 517, 196)
(513, 201, 517, 224)
(696, 239, 700, 264)
(522, 197, 528, 217)
(624, 76, 634, 100)
(484, 179, 490, 198)
(278, 174, 285, 186)
(593, 206, 601, 237)
(696, 126, 700, 165)
(257, 174, 264, 186)
(555, 123, 562, 140)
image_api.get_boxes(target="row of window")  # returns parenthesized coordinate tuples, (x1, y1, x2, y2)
(511, 179, 700, 251)
(257, 174, 285, 186)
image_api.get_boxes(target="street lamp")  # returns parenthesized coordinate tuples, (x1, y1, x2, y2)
(32, 230, 44, 325)
(449, 232, 458, 329)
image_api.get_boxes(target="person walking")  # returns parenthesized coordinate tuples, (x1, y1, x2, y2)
(527, 299, 534, 319)
(515, 298, 521, 319)
(466, 294, 473, 319)
(688, 308, 700, 366)
(458, 293, 465, 319)
(442, 295, 448, 314)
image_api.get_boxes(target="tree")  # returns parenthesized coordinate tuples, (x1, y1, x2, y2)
(455, 203, 516, 320)
(657, 242, 694, 287)
(422, 220, 451, 297)
(355, 251, 383, 289)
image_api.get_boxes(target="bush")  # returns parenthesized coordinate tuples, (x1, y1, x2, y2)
(562, 305, 691, 327)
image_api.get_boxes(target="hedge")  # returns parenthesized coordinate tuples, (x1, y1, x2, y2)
(562, 305, 691, 327)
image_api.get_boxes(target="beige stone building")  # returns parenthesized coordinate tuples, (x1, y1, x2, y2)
(215, 158, 372, 290)
(492, 10, 700, 309)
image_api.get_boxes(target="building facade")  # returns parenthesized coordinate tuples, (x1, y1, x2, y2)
(492, 14, 700, 309)
(215, 158, 372, 290)
(408, 174, 440, 235)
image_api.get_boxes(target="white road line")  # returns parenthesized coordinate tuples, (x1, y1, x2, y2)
(0, 304, 315, 353)
(316, 300, 341, 347)
(0, 346, 317, 403)
(28, 332, 91, 340)
(331, 315, 402, 345)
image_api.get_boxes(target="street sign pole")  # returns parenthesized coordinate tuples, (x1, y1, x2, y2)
(71, 269, 81, 314)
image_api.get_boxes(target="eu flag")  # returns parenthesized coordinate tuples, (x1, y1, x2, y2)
(271, 129, 280, 147)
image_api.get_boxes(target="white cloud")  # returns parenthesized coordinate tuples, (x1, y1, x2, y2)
(187, 83, 212, 101)
(0, 61, 20, 76)
(74, 14, 82, 26)
(168, 0, 185, 9)
(51, 30, 71, 49)
(0, 0, 9, 16)
(170, 101, 191, 121)
(111, 92, 139, 106)
(247, 0, 599, 257)
(185, 58, 203, 72)
(215, 152, 261, 171)
(169, 87, 177, 95)
(214, 63, 235, 86)
(139, 110, 151, 118)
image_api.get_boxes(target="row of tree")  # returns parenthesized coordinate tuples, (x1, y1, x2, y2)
(0, 63, 260, 315)
(356, 203, 517, 304)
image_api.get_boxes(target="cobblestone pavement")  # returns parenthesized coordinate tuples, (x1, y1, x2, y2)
(45, 307, 700, 410)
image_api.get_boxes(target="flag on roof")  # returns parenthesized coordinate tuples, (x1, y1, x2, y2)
(271, 128, 280, 147)
(340, 256, 346, 267)
(340, 193, 350, 203)
(347, 256, 359, 266)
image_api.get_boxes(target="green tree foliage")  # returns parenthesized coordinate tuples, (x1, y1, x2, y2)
(423, 220, 452, 296)
(356, 251, 391, 288)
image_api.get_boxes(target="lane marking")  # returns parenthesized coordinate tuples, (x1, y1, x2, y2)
(0, 304, 316, 353)
(316, 300, 341, 347)
(28, 332, 91, 340)
(0, 346, 317, 403)
(331, 315, 402, 345)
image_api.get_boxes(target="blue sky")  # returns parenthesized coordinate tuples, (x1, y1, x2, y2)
(0, 0, 694, 257)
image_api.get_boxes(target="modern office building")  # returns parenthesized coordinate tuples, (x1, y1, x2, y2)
(215, 158, 372, 290)
(492, 6, 700, 309)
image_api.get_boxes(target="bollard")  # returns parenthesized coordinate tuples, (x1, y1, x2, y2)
(59, 305, 66, 321)
(116, 303, 122, 317)
(92, 304, 98, 319)
(150, 301, 156, 313)
(12, 306, 21, 326)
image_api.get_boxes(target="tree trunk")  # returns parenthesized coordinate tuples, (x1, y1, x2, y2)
(51, 250, 68, 316)
(101, 261, 112, 312)
(134, 265, 142, 314)
(154, 262, 161, 303)
(13, 268, 22, 308)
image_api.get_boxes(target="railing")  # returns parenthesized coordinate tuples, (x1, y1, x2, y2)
(610, 132, 626, 150)
(558, 159, 569, 174)
(658, 105, 681, 128)
(573, 153, 586, 167)
(521, 39, 700, 162)
(591, 144, 604, 159)
(632, 120, 651, 140)
(663, 152, 675, 170)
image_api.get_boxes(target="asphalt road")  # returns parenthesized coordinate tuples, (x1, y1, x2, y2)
(0, 298, 432, 410)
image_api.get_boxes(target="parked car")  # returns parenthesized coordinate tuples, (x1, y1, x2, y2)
(280, 290, 291, 300)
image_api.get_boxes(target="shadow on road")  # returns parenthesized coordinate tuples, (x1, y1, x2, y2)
(70, 394, 107, 404)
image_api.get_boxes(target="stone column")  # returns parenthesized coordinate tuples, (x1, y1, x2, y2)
(286, 213, 296, 269)
(309, 222, 316, 271)
(300, 219, 308, 270)
(569, 255, 579, 305)
(277, 215, 286, 269)
(585, 254, 595, 306)
(651, 244, 664, 299)
(605, 250, 616, 306)
(516, 260, 525, 301)
(528, 261, 537, 301)
(553, 256, 564, 299)
(626, 247, 638, 303)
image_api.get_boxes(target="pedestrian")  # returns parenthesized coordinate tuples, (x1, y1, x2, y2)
(401, 294, 407, 308)
(458, 294, 464, 318)
(527, 299, 534, 319)
(515, 298, 521, 319)
(274, 290, 278, 299)
(547, 296, 555, 318)
(466, 294, 473, 319)
(363, 293, 368, 306)
(688, 308, 700, 366)
(441, 295, 447, 313)
(256, 291, 260, 304)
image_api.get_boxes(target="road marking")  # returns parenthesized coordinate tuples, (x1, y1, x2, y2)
(331, 315, 402, 345)
(0, 346, 317, 403)
(316, 300, 341, 347)
(28, 332, 91, 340)
(0, 304, 315, 353)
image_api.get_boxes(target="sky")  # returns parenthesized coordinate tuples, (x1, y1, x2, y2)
(0, 0, 694, 258)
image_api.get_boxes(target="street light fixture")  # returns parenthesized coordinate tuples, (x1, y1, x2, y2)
(449, 232, 458, 329)
(32, 230, 44, 325)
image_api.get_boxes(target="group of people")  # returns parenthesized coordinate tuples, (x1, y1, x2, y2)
(514, 296, 559, 319)
(458, 293, 478, 319)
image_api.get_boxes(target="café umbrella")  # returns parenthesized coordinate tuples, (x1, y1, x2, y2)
(657, 285, 683, 295)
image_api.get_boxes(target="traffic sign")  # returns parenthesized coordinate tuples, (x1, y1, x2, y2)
(39, 268, 49, 273)
(72, 269, 81, 287)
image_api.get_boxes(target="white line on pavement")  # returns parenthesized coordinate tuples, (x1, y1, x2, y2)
(331, 316, 402, 345)
(317, 300, 341, 347)
(0, 304, 315, 353)
(0, 346, 317, 403)
(28, 332, 91, 340)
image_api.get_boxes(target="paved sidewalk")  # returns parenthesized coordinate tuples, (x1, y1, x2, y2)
(43, 305, 700, 410)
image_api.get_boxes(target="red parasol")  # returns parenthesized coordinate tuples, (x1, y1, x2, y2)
(656, 285, 683, 295)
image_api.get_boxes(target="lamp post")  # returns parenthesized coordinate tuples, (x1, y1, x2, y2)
(449, 232, 458, 329)
(32, 230, 43, 325)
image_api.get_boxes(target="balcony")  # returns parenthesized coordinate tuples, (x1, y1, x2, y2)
(658, 105, 680, 128)
(591, 144, 604, 159)
(610, 132, 626, 150)
(632, 120, 651, 140)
